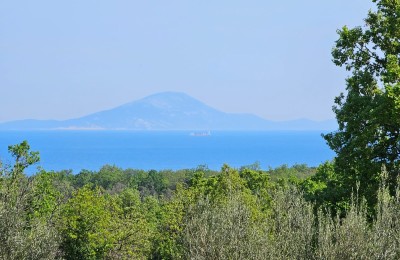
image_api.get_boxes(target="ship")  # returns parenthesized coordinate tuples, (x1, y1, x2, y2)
(189, 131, 211, 137)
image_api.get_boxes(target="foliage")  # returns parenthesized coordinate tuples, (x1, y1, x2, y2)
(301, 161, 346, 211)
(183, 194, 267, 260)
(109, 188, 154, 259)
(324, 0, 400, 206)
(267, 164, 316, 181)
(58, 185, 116, 259)
(5, 141, 400, 259)
(59, 185, 153, 259)
(8, 140, 40, 175)
(0, 141, 60, 260)
(5, 1, 400, 257)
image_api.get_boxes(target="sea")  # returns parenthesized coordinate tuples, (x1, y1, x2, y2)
(0, 131, 335, 174)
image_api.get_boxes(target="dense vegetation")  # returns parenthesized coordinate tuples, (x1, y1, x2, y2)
(1, 141, 400, 259)
(325, 0, 400, 209)
(2, 0, 400, 259)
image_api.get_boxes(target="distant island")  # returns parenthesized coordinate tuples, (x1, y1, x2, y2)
(0, 92, 336, 131)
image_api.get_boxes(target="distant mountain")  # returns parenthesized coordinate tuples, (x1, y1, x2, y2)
(0, 92, 337, 131)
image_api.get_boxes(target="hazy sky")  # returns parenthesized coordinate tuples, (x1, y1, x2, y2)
(1, 1, 374, 122)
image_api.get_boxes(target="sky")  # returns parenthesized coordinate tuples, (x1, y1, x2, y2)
(1, 1, 375, 123)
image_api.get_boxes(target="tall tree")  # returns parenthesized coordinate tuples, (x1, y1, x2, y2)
(325, 0, 400, 205)
(0, 141, 60, 259)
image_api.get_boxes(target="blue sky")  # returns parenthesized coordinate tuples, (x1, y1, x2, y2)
(1, 1, 374, 122)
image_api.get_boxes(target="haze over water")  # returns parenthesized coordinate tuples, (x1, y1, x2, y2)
(0, 131, 334, 174)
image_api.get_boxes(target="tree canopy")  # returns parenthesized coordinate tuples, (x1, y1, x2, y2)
(324, 0, 400, 205)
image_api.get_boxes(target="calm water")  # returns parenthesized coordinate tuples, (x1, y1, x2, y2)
(0, 131, 335, 173)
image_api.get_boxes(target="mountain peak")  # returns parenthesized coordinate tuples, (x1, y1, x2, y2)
(0, 92, 337, 131)
(126, 92, 209, 112)
(139, 91, 200, 103)
(142, 91, 191, 99)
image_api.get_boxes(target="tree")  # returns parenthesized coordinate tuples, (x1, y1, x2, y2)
(324, 0, 400, 205)
(59, 186, 116, 259)
(8, 140, 40, 175)
(0, 141, 60, 259)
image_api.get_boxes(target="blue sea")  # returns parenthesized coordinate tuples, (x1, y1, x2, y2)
(0, 131, 335, 174)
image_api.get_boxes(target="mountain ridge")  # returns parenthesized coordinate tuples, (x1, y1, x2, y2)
(0, 92, 337, 131)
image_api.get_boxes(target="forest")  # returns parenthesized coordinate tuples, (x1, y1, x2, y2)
(0, 140, 399, 259)
(2, 0, 400, 259)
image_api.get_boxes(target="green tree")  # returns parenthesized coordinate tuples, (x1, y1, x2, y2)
(8, 140, 40, 175)
(59, 185, 153, 259)
(0, 141, 60, 259)
(94, 165, 124, 190)
(59, 186, 115, 259)
(324, 0, 400, 206)
(109, 188, 154, 259)
(140, 170, 169, 196)
(73, 169, 95, 188)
